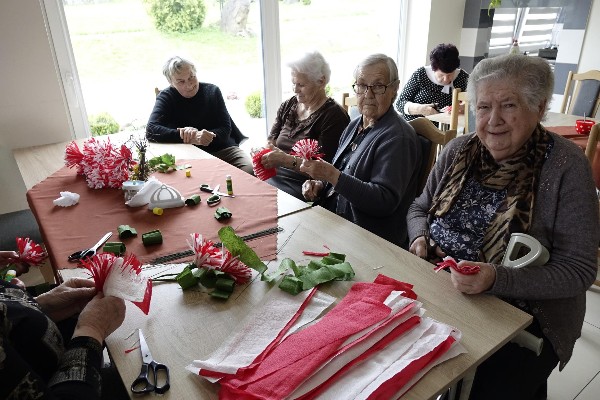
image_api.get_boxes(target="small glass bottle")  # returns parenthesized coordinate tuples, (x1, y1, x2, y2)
(226, 175, 234, 195)
(4, 269, 17, 282)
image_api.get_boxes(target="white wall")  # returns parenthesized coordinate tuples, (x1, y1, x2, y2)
(0, 0, 73, 214)
(401, 0, 466, 86)
(579, 0, 600, 75)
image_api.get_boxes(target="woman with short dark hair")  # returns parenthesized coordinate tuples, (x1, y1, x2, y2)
(396, 43, 469, 121)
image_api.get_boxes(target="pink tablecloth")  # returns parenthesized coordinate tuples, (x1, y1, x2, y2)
(546, 126, 600, 188)
(27, 158, 278, 270)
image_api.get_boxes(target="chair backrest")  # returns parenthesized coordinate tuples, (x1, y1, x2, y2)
(409, 117, 457, 193)
(585, 122, 600, 165)
(341, 92, 357, 113)
(154, 87, 160, 97)
(450, 88, 469, 133)
(560, 70, 600, 117)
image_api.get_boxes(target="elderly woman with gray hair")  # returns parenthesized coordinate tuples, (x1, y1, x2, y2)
(301, 53, 421, 248)
(257, 51, 349, 199)
(147, 56, 253, 174)
(407, 54, 599, 399)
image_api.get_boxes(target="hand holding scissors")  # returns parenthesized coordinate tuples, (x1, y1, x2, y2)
(131, 329, 170, 394)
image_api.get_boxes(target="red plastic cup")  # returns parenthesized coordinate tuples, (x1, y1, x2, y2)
(575, 119, 595, 135)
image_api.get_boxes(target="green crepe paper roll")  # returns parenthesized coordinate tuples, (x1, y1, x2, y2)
(214, 207, 232, 221)
(176, 267, 198, 290)
(279, 276, 304, 295)
(215, 277, 235, 292)
(185, 194, 201, 206)
(117, 224, 137, 239)
(142, 229, 162, 246)
(209, 289, 231, 300)
(103, 242, 126, 256)
(197, 268, 217, 288)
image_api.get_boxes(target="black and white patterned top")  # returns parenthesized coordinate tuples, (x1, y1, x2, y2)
(396, 66, 469, 121)
(0, 281, 103, 399)
(429, 178, 506, 261)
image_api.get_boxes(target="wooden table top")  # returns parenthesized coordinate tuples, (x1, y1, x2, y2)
(104, 206, 532, 400)
(426, 112, 465, 130)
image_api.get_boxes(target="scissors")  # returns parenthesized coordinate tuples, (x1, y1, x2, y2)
(131, 329, 170, 394)
(200, 183, 235, 198)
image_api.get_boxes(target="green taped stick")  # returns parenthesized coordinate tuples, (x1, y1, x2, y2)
(185, 194, 201, 206)
(117, 224, 137, 239)
(103, 242, 126, 256)
(142, 229, 162, 246)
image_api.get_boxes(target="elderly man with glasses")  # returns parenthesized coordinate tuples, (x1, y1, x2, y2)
(300, 54, 421, 248)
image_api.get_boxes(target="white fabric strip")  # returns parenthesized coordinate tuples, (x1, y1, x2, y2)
(187, 287, 336, 378)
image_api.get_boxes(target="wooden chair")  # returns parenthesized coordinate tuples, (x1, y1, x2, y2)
(586, 123, 600, 287)
(409, 117, 457, 193)
(560, 70, 600, 117)
(450, 88, 469, 133)
(341, 92, 357, 113)
(154, 87, 160, 97)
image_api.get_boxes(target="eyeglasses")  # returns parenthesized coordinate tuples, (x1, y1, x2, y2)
(352, 80, 397, 95)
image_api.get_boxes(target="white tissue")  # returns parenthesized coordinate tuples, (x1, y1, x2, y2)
(125, 177, 162, 207)
(53, 191, 80, 207)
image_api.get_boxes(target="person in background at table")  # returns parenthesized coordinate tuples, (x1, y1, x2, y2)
(257, 51, 350, 200)
(301, 54, 421, 249)
(407, 54, 599, 400)
(0, 256, 126, 399)
(396, 43, 469, 121)
(146, 55, 253, 174)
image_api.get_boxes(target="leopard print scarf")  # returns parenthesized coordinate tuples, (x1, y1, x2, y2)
(429, 124, 551, 264)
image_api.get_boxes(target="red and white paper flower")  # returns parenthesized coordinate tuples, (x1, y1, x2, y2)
(434, 256, 480, 275)
(252, 148, 277, 181)
(16, 237, 47, 266)
(64, 137, 135, 189)
(214, 251, 252, 284)
(80, 253, 152, 315)
(188, 233, 222, 269)
(290, 138, 324, 160)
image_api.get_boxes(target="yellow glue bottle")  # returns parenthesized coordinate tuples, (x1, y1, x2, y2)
(226, 174, 233, 195)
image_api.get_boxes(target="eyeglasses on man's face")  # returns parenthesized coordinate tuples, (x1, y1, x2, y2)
(352, 80, 397, 95)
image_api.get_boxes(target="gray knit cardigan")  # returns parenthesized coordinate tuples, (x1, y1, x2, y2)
(407, 131, 599, 369)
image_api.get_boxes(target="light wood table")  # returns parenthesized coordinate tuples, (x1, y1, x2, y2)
(426, 112, 465, 131)
(105, 205, 532, 400)
(543, 111, 596, 127)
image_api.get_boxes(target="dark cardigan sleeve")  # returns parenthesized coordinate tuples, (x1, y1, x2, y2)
(0, 281, 104, 399)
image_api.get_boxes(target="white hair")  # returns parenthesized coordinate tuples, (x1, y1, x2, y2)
(287, 51, 331, 84)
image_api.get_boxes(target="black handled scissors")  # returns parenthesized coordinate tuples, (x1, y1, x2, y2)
(131, 329, 170, 394)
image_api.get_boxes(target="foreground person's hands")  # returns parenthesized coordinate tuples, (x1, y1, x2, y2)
(302, 180, 324, 201)
(409, 236, 446, 261)
(35, 278, 98, 322)
(450, 261, 496, 294)
(73, 292, 126, 344)
(299, 159, 341, 185)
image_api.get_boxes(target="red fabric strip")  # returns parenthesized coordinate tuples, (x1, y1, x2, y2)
(220, 282, 397, 399)
(296, 315, 422, 400)
(199, 287, 319, 380)
(366, 336, 457, 400)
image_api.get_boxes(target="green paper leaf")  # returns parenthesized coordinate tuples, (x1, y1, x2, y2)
(218, 226, 267, 274)
(262, 258, 296, 283)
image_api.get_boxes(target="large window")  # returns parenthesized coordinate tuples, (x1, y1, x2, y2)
(45, 0, 401, 146)
(489, 7, 562, 57)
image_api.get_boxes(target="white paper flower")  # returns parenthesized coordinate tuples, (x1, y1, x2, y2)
(53, 191, 80, 207)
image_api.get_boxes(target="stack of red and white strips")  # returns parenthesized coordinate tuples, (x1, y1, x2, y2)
(187, 274, 464, 399)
